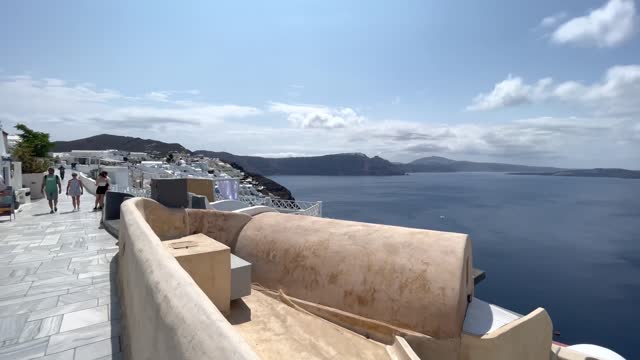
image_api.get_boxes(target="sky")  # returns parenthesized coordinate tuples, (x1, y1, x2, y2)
(0, 0, 639, 168)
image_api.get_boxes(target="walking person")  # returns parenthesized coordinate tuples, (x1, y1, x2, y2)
(94, 171, 110, 211)
(58, 165, 66, 180)
(41, 167, 61, 214)
(66, 173, 84, 211)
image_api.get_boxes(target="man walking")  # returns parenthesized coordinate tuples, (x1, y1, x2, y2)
(41, 167, 61, 213)
(58, 164, 66, 180)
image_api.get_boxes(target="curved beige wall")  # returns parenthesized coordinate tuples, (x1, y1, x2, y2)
(118, 198, 259, 360)
(460, 308, 552, 360)
(234, 212, 474, 339)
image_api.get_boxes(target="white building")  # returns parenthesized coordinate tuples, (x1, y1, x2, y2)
(0, 127, 21, 189)
(1, 128, 10, 186)
(127, 152, 148, 161)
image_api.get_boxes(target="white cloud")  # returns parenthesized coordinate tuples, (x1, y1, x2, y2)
(144, 90, 201, 103)
(466, 76, 552, 111)
(104, 104, 261, 127)
(207, 116, 640, 168)
(1, 74, 639, 168)
(549, 0, 637, 47)
(468, 65, 640, 114)
(250, 152, 311, 158)
(0, 75, 260, 138)
(539, 12, 567, 28)
(144, 91, 170, 102)
(0, 76, 121, 117)
(269, 102, 365, 129)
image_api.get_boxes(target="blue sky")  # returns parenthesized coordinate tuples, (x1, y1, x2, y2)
(1, 0, 639, 168)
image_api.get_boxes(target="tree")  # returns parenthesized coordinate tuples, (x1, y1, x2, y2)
(12, 144, 50, 173)
(12, 124, 53, 173)
(14, 124, 54, 157)
(166, 153, 174, 163)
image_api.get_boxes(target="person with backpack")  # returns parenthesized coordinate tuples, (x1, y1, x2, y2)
(41, 167, 61, 213)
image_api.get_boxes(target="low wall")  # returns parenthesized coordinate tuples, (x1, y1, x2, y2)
(117, 198, 571, 359)
(79, 173, 97, 195)
(118, 198, 259, 360)
(22, 173, 45, 199)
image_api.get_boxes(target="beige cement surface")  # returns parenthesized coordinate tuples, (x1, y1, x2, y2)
(230, 291, 391, 360)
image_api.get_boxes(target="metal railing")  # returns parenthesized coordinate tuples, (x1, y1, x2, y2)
(109, 183, 322, 217)
(265, 198, 323, 217)
(236, 195, 323, 217)
(109, 184, 150, 198)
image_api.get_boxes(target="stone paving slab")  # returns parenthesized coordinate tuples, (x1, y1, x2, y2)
(0, 174, 121, 359)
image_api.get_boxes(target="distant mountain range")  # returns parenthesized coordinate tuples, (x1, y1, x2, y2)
(52, 134, 189, 155)
(405, 156, 564, 173)
(50, 134, 640, 179)
(193, 151, 405, 176)
(509, 169, 640, 179)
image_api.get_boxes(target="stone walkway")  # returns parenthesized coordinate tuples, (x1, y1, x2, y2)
(0, 174, 121, 360)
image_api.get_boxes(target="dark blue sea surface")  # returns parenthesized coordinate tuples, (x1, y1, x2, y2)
(271, 172, 640, 359)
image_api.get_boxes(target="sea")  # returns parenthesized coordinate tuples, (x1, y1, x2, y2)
(271, 172, 640, 359)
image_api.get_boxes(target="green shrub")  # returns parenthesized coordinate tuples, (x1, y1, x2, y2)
(12, 124, 54, 173)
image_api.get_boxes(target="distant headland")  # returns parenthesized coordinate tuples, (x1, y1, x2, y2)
(53, 134, 640, 179)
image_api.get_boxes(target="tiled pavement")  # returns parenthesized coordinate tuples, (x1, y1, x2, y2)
(0, 176, 121, 360)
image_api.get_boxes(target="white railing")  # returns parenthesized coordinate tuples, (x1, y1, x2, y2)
(110, 181, 322, 217)
(235, 195, 323, 217)
(109, 184, 150, 198)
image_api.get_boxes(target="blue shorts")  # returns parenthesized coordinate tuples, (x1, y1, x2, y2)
(46, 191, 58, 201)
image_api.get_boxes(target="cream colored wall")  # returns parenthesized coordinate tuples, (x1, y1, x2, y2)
(234, 212, 474, 339)
(118, 198, 259, 360)
(184, 208, 252, 249)
(459, 308, 552, 360)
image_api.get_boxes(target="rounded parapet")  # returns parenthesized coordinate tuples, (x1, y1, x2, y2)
(235, 212, 474, 338)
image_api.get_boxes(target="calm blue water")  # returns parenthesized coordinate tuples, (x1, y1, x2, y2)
(271, 173, 640, 359)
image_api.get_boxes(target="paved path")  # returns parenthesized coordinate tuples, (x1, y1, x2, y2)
(0, 173, 121, 360)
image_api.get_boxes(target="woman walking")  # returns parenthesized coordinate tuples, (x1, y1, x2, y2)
(94, 171, 110, 211)
(66, 173, 84, 211)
